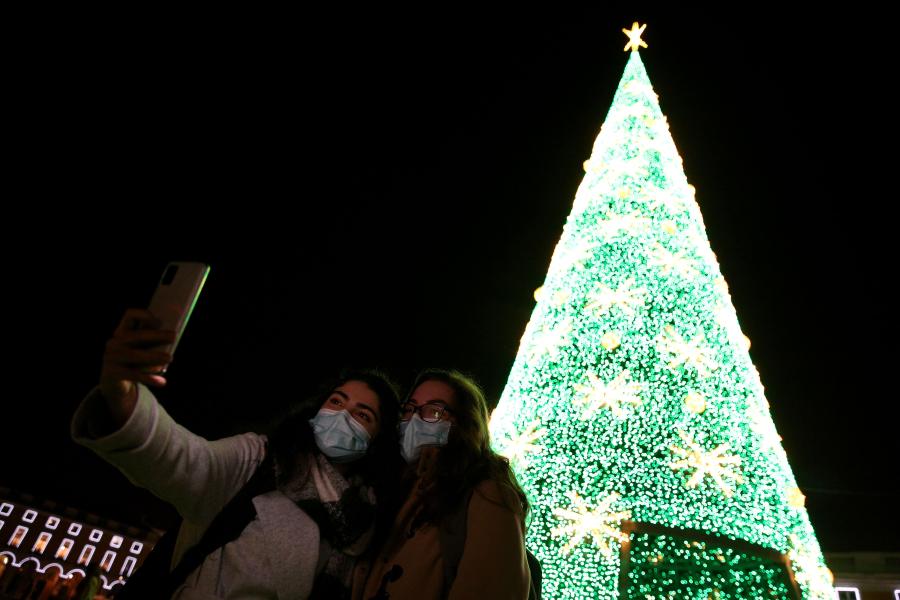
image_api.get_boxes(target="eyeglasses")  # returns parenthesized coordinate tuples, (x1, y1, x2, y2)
(400, 402, 452, 423)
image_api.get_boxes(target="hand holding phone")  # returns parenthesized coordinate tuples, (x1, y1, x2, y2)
(97, 262, 209, 428)
(98, 309, 174, 415)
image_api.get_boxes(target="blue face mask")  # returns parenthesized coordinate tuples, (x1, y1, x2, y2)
(398, 414, 451, 463)
(308, 408, 371, 463)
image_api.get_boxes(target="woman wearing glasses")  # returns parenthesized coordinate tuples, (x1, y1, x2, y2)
(356, 369, 532, 600)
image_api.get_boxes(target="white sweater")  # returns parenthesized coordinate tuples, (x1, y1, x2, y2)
(72, 384, 320, 599)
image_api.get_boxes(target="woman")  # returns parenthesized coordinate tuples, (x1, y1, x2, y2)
(357, 368, 531, 600)
(71, 309, 401, 599)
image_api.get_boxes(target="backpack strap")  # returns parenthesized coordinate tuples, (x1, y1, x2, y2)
(525, 548, 542, 600)
(437, 488, 474, 596)
(116, 451, 276, 599)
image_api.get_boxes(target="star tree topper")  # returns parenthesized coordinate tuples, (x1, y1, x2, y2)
(623, 22, 648, 52)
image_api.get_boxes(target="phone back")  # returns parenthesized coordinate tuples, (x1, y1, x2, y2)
(147, 262, 210, 355)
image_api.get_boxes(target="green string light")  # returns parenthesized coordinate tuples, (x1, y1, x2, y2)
(490, 39, 834, 600)
(625, 532, 795, 599)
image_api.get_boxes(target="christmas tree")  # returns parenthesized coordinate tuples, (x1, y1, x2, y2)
(490, 23, 835, 600)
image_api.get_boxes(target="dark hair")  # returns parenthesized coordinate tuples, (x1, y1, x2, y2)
(267, 367, 403, 492)
(408, 368, 529, 526)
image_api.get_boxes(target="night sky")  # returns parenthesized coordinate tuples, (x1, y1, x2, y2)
(4, 8, 896, 554)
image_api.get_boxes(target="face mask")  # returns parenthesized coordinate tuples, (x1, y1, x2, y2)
(308, 408, 371, 463)
(398, 414, 451, 463)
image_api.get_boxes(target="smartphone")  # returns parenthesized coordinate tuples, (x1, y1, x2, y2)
(146, 262, 211, 363)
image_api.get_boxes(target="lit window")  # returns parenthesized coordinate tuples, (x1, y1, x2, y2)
(0, 503, 13, 517)
(89, 529, 103, 543)
(100, 550, 116, 572)
(836, 588, 860, 600)
(894, 590, 899, 600)
(110, 535, 123, 549)
(45, 516, 60, 530)
(68, 523, 82, 536)
(55, 538, 75, 560)
(121, 556, 137, 577)
(32, 532, 52, 554)
(129, 541, 143, 554)
(22, 510, 37, 523)
(78, 545, 95, 566)
(8, 526, 28, 547)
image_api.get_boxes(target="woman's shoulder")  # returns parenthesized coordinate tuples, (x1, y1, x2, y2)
(469, 478, 523, 517)
(471, 478, 504, 500)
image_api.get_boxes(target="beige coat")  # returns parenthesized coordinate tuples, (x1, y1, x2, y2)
(356, 450, 530, 600)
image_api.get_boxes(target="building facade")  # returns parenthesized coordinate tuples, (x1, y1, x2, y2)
(825, 552, 900, 600)
(0, 486, 161, 596)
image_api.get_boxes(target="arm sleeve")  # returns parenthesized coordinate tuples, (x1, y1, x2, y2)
(448, 480, 530, 600)
(71, 384, 266, 525)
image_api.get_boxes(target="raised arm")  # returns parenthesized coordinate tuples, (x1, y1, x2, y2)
(73, 309, 265, 525)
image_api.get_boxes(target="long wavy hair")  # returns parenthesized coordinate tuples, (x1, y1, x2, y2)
(409, 368, 529, 526)
(267, 367, 403, 497)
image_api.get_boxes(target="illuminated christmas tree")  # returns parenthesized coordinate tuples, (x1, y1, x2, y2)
(490, 23, 835, 600)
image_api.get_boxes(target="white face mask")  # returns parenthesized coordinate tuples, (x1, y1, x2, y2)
(398, 414, 451, 463)
(308, 408, 371, 463)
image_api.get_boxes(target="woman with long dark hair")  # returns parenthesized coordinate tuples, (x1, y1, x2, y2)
(357, 368, 531, 599)
(72, 309, 402, 599)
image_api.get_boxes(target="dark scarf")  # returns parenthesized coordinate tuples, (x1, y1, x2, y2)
(282, 452, 376, 600)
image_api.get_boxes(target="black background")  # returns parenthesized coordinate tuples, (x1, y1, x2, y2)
(3, 7, 896, 552)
